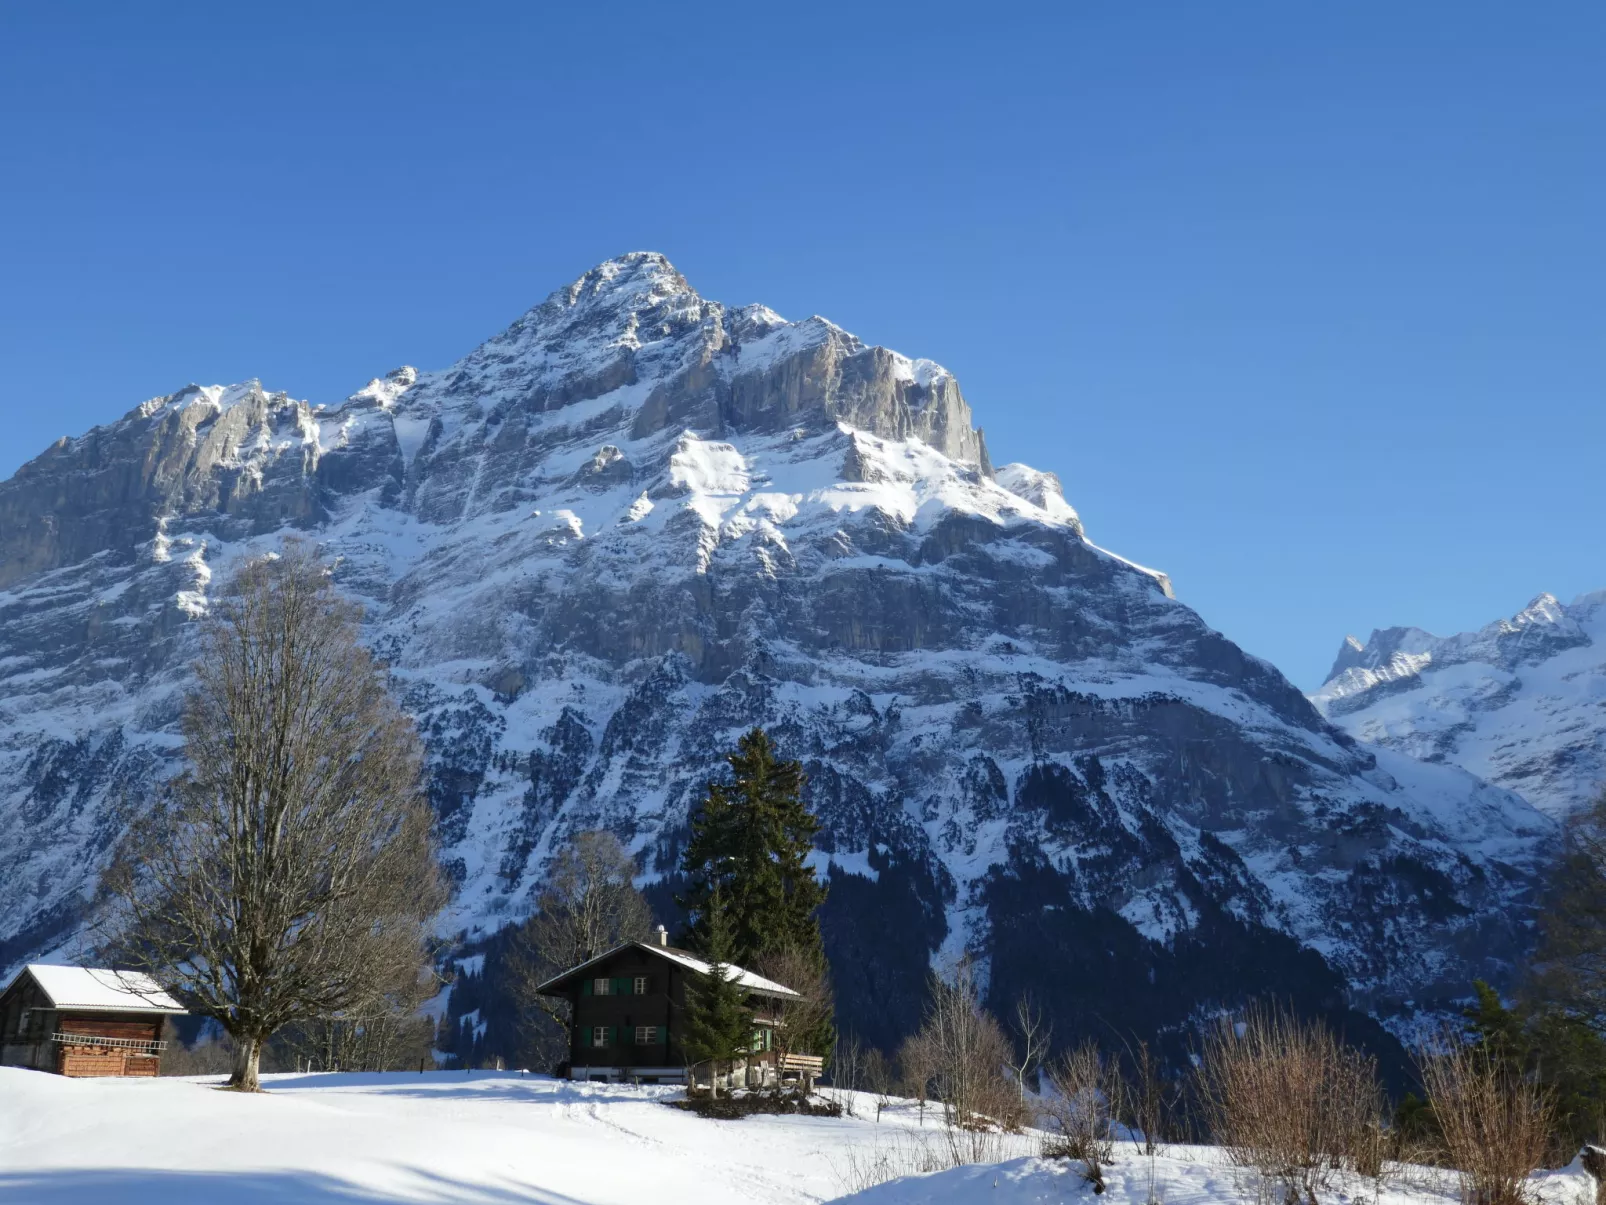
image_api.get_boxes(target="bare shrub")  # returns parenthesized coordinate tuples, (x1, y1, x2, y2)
(917, 957, 1027, 1158)
(1420, 1034, 1556, 1205)
(159, 1021, 234, 1076)
(1041, 1040, 1126, 1191)
(835, 1130, 955, 1194)
(1195, 1007, 1381, 1205)
(898, 1029, 939, 1126)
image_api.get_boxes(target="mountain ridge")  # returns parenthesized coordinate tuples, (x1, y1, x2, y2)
(0, 252, 1551, 1059)
(1314, 590, 1606, 818)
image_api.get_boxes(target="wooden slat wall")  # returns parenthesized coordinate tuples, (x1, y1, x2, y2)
(58, 1049, 160, 1077)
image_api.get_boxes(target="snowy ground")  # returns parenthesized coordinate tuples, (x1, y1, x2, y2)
(0, 1069, 1014, 1204)
(0, 1069, 1595, 1205)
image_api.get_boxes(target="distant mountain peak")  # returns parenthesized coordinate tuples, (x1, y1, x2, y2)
(1313, 591, 1603, 816)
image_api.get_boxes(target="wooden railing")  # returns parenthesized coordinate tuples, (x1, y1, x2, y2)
(777, 1053, 824, 1072)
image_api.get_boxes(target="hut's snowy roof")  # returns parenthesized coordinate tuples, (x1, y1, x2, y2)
(12, 964, 186, 1014)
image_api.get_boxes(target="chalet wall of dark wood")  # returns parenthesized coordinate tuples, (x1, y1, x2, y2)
(0, 972, 54, 1071)
(565, 945, 687, 1080)
(538, 938, 822, 1088)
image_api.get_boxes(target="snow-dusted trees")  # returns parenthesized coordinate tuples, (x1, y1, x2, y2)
(101, 544, 444, 1091)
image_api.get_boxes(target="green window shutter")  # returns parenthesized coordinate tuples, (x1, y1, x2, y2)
(615, 976, 631, 996)
(581, 978, 592, 996)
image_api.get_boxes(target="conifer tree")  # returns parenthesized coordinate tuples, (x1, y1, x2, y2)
(679, 727, 827, 966)
(681, 896, 754, 1098)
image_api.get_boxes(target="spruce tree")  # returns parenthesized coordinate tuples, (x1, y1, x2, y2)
(681, 896, 754, 1097)
(679, 727, 826, 965)
(679, 727, 834, 1061)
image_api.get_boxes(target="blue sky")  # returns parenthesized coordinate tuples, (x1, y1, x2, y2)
(1, 3, 1601, 688)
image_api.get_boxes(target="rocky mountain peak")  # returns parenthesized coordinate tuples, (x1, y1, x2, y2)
(0, 255, 1556, 1057)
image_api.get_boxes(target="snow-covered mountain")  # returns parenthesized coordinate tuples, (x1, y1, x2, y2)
(1313, 592, 1606, 818)
(0, 253, 1551, 1054)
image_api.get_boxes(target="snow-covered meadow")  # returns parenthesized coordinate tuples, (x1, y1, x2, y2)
(0, 1068, 1596, 1205)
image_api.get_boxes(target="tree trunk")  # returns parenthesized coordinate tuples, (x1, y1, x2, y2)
(228, 1034, 262, 1091)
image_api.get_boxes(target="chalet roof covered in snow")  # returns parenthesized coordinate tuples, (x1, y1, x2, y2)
(9, 964, 186, 1013)
(535, 941, 800, 998)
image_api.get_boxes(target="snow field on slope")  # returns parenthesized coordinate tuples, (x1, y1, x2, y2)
(2, 1069, 1595, 1205)
(0, 1068, 1019, 1205)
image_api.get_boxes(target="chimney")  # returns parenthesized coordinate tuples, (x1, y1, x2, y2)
(656, 924, 668, 947)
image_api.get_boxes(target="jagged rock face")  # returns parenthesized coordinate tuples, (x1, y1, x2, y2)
(1314, 592, 1606, 819)
(0, 253, 1551, 1054)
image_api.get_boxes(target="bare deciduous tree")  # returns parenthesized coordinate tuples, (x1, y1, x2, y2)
(282, 961, 438, 1073)
(1009, 993, 1053, 1103)
(99, 543, 444, 1091)
(832, 1030, 866, 1115)
(1121, 1038, 1175, 1205)
(863, 1047, 895, 1121)
(505, 830, 651, 1068)
(1122, 1038, 1168, 1156)
(898, 1029, 939, 1126)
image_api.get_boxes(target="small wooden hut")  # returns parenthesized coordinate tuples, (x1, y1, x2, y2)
(0, 964, 186, 1077)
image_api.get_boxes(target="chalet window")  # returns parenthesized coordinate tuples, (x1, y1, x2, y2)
(634, 1026, 657, 1044)
(590, 1026, 609, 1048)
(633, 976, 649, 995)
(593, 977, 612, 996)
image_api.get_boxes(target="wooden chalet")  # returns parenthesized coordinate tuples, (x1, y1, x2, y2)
(536, 926, 824, 1089)
(0, 964, 186, 1077)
